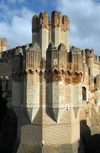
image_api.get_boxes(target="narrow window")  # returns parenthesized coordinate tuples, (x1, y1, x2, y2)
(65, 106, 69, 111)
(41, 141, 44, 147)
(42, 18, 44, 24)
(82, 87, 86, 100)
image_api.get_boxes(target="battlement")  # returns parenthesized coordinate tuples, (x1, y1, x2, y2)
(85, 49, 94, 58)
(32, 11, 70, 59)
(70, 46, 81, 54)
(1, 43, 32, 60)
(32, 10, 69, 31)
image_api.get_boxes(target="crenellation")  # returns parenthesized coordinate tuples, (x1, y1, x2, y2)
(32, 11, 70, 59)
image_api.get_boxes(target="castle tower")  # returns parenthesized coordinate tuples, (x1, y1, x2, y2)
(32, 11, 50, 60)
(32, 11, 70, 60)
(51, 11, 70, 52)
(46, 43, 67, 123)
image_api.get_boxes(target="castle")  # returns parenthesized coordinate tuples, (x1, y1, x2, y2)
(0, 11, 100, 153)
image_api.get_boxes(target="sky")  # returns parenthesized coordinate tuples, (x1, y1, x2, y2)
(0, 0, 100, 55)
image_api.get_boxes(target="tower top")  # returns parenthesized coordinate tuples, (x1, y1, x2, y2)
(32, 11, 70, 32)
(32, 11, 70, 59)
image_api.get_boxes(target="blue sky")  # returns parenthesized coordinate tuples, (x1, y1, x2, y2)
(0, 0, 100, 55)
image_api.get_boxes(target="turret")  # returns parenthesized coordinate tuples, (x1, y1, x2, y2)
(82, 50, 86, 64)
(32, 15, 39, 32)
(1, 38, 7, 52)
(71, 46, 83, 72)
(0, 38, 7, 57)
(32, 11, 50, 60)
(58, 12, 62, 25)
(32, 11, 70, 60)
(26, 43, 41, 72)
(42, 11, 49, 25)
(51, 11, 62, 26)
(46, 42, 67, 71)
(46, 43, 67, 123)
(62, 15, 69, 30)
(51, 10, 59, 27)
(86, 49, 94, 75)
(51, 11, 70, 52)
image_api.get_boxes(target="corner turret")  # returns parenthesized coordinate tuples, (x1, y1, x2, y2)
(0, 38, 7, 57)
(86, 49, 94, 75)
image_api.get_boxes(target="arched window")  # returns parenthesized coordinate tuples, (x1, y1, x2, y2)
(82, 87, 86, 100)
(29, 69, 33, 74)
(61, 70, 64, 74)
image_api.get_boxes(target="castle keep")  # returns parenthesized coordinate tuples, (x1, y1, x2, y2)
(1, 11, 100, 153)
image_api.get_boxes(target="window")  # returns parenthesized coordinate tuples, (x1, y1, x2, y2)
(54, 59, 57, 65)
(82, 87, 86, 100)
(41, 141, 44, 147)
(65, 106, 69, 111)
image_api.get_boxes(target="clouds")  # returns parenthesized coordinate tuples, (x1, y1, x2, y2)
(0, 4, 35, 50)
(0, 0, 100, 55)
(0, 0, 55, 50)
(57, 0, 100, 55)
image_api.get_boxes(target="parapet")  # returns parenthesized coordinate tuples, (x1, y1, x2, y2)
(29, 43, 41, 52)
(85, 49, 94, 58)
(58, 43, 66, 51)
(51, 10, 69, 29)
(70, 46, 81, 54)
(47, 42, 57, 51)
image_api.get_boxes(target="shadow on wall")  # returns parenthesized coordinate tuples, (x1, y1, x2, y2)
(0, 79, 17, 153)
(80, 120, 100, 153)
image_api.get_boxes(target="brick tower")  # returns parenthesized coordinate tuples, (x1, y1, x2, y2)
(1, 10, 100, 153)
(14, 11, 82, 153)
(32, 11, 70, 60)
